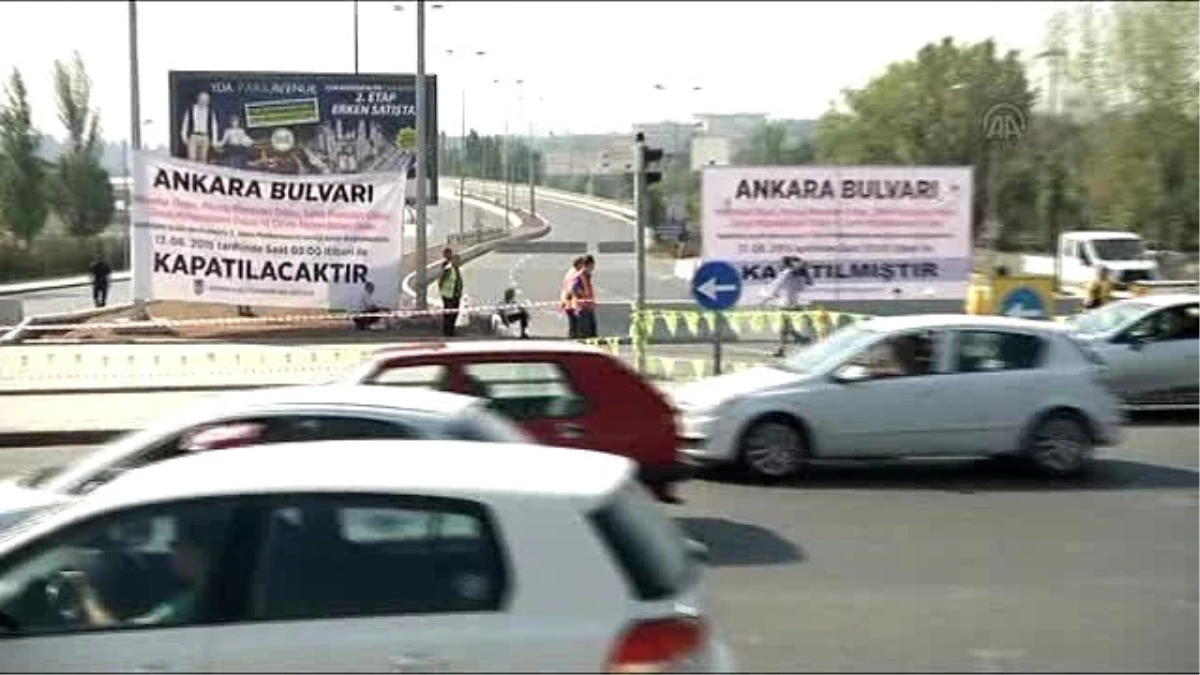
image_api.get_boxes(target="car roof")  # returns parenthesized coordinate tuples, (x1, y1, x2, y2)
(87, 440, 634, 509)
(860, 314, 1071, 334)
(203, 384, 480, 416)
(368, 339, 606, 362)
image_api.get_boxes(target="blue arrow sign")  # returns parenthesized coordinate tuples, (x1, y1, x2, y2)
(998, 285, 1048, 319)
(691, 260, 743, 311)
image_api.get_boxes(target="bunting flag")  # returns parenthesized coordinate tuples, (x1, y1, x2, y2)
(702, 312, 718, 334)
(682, 311, 702, 336)
(690, 359, 707, 380)
(659, 310, 680, 337)
(659, 357, 676, 378)
(767, 311, 784, 334)
(748, 311, 767, 333)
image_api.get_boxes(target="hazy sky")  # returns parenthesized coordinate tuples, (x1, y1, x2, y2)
(0, 1, 1061, 146)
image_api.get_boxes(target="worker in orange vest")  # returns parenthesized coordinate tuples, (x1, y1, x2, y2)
(571, 255, 599, 339)
(560, 256, 585, 338)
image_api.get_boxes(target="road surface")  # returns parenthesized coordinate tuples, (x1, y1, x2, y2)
(9, 199, 501, 317)
(459, 197, 694, 337)
(1, 414, 1194, 672)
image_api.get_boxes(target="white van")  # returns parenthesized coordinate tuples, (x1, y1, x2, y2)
(1058, 231, 1159, 290)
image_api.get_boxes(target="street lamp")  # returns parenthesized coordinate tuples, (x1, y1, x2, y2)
(443, 47, 487, 234)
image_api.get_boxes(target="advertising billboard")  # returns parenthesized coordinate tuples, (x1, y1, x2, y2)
(169, 70, 438, 204)
(701, 165, 974, 302)
(131, 152, 407, 310)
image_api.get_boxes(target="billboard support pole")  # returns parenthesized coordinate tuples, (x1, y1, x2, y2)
(128, 0, 148, 322)
(414, 0, 429, 311)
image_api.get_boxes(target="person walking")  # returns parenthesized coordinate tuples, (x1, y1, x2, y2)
(88, 254, 112, 308)
(761, 256, 814, 357)
(438, 248, 464, 337)
(560, 256, 585, 338)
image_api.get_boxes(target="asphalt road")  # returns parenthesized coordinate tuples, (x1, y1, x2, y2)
(8, 199, 493, 317)
(460, 197, 693, 336)
(0, 415, 1194, 672)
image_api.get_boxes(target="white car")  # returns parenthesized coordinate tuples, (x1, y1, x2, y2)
(0, 386, 532, 530)
(672, 315, 1124, 480)
(1068, 294, 1199, 410)
(0, 440, 735, 673)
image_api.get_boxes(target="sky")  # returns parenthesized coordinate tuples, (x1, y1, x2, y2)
(0, 0, 1063, 147)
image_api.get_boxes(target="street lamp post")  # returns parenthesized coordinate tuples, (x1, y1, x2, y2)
(394, 1, 442, 309)
(444, 48, 486, 235)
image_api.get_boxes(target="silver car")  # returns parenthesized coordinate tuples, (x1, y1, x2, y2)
(1069, 294, 1199, 410)
(0, 385, 532, 529)
(672, 315, 1125, 480)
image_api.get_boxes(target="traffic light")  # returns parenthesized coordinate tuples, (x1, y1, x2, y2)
(634, 132, 664, 187)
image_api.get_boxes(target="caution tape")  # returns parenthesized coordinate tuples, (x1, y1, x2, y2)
(4, 300, 568, 334)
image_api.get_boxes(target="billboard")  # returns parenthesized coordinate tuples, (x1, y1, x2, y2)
(701, 165, 974, 302)
(131, 151, 407, 310)
(169, 70, 438, 204)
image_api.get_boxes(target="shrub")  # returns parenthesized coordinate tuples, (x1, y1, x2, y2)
(0, 233, 127, 283)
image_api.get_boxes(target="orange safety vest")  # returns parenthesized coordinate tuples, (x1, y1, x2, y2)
(573, 271, 596, 311)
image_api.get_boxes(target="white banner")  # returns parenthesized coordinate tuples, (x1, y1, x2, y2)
(701, 165, 974, 302)
(131, 152, 407, 310)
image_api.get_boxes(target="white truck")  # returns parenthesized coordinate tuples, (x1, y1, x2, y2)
(1024, 230, 1160, 293)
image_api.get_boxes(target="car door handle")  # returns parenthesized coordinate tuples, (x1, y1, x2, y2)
(556, 422, 585, 438)
(389, 654, 445, 672)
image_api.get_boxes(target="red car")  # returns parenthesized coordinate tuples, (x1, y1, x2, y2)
(343, 340, 691, 501)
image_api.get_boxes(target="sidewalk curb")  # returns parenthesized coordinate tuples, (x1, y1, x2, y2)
(0, 429, 129, 448)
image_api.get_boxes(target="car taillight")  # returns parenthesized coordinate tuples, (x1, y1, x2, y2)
(606, 617, 707, 673)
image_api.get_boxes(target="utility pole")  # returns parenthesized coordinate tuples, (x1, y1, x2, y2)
(413, 0, 429, 310)
(528, 118, 536, 218)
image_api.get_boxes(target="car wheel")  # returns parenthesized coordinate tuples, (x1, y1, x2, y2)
(738, 416, 809, 481)
(1024, 413, 1093, 478)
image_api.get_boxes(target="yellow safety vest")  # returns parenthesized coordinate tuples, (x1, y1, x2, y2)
(439, 265, 460, 299)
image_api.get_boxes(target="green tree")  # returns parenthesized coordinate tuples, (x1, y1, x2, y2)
(815, 38, 1036, 241)
(736, 121, 816, 166)
(48, 52, 113, 240)
(0, 68, 48, 246)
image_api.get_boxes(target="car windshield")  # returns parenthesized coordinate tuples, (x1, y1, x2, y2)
(773, 324, 880, 374)
(1071, 301, 1154, 335)
(1091, 238, 1145, 262)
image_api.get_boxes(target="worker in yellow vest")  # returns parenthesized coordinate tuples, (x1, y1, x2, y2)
(438, 247, 464, 337)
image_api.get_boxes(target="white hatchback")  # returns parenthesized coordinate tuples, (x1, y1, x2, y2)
(0, 440, 735, 673)
(673, 315, 1125, 480)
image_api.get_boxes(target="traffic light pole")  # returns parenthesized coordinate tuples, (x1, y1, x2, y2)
(633, 138, 647, 375)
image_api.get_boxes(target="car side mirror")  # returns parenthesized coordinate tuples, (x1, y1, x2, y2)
(685, 538, 710, 565)
(832, 364, 873, 384)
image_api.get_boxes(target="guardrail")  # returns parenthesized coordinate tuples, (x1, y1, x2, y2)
(443, 177, 635, 220)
